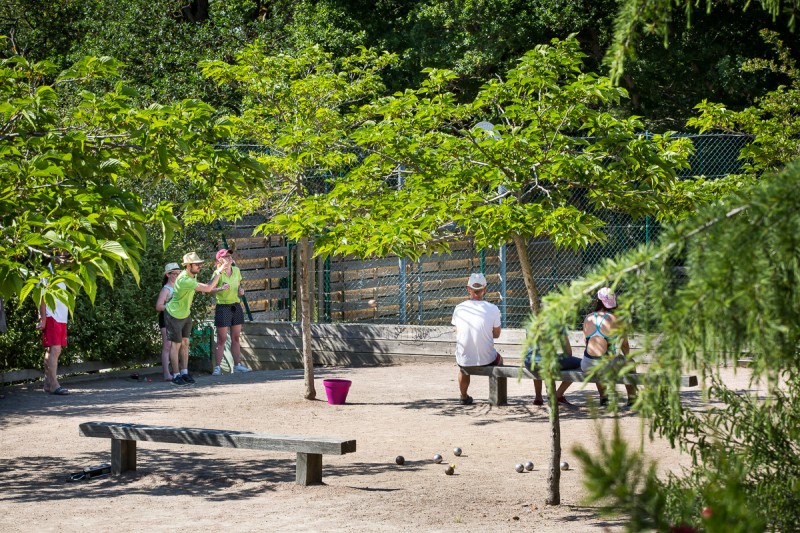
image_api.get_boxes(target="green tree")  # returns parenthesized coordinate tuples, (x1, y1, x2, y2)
(201, 43, 396, 400)
(607, 0, 800, 83)
(529, 160, 800, 531)
(300, 37, 694, 504)
(688, 30, 800, 175)
(0, 44, 263, 319)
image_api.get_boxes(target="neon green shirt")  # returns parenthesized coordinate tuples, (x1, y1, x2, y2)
(215, 266, 242, 305)
(165, 271, 198, 319)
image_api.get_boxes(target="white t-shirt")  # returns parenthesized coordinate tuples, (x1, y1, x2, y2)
(451, 299, 501, 366)
(43, 281, 69, 324)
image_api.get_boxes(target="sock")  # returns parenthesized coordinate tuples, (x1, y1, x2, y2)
(181, 369, 188, 375)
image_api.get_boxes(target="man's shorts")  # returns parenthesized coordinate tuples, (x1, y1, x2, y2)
(215, 303, 245, 328)
(164, 311, 192, 343)
(42, 317, 67, 348)
(458, 352, 502, 369)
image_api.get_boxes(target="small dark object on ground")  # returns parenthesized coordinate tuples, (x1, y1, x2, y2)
(66, 463, 111, 482)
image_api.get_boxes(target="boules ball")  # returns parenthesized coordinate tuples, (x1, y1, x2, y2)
(515, 463, 525, 473)
(395, 456, 405, 465)
(368, 299, 377, 307)
(445, 465, 454, 475)
(433, 454, 443, 464)
(524, 461, 534, 471)
(560, 461, 569, 471)
(453, 447, 462, 456)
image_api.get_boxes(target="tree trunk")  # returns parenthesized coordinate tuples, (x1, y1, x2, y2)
(512, 234, 540, 314)
(182, 1, 209, 23)
(514, 233, 561, 505)
(545, 377, 561, 505)
(298, 236, 316, 400)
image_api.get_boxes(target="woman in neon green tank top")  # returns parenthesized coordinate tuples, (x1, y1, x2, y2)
(211, 249, 251, 375)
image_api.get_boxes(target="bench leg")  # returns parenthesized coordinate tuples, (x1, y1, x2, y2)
(489, 376, 508, 406)
(296, 452, 322, 485)
(111, 438, 136, 474)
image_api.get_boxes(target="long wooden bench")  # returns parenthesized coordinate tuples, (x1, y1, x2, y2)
(460, 365, 699, 405)
(79, 421, 356, 486)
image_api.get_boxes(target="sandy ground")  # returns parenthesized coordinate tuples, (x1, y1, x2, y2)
(0, 361, 753, 532)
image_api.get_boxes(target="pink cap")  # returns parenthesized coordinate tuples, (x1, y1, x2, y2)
(597, 287, 617, 309)
(215, 249, 232, 261)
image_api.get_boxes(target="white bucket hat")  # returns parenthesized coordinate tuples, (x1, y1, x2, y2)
(163, 262, 181, 274)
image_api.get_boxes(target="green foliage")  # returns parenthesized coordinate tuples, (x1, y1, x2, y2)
(688, 30, 800, 175)
(606, 0, 800, 84)
(0, 43, 264, 317)
(0, 297, 41, 371)
(576, 419, 770, 532)
(314, 37, 693, 260)
(529, 159, 800, 530)
(201, 43, 397, 233)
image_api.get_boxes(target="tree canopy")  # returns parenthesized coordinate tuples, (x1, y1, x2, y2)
(0, 43, 263, 312)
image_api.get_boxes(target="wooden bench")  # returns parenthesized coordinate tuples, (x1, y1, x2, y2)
(460, 365, 699, 406)
(79, 421, 356, 486)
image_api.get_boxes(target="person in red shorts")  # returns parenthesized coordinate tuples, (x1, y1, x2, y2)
(37, 265, 70, 395)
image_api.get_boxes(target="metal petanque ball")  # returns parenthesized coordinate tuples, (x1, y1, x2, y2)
(433, 454, 443, 464)
(445, 465, 455, 475)
(560, 461, 570, 471)
(515, 463, 525, 473)
(453, 447, 462, 456)
(524, 461, 534, 471)
(395, 456, 405, 465)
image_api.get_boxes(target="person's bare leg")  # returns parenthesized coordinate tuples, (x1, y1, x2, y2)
(596, 383, 607, 404)
(215, 327, 228, 367)
(458, 371, 470, 399)
(230, 324, 242, 365)
(625, 384, 638, 404)
(179, 338, 189, 372)
(169, 341, 181, 379)
(533, 379, 544, 404)
(44, 345, 62, 392)
(556, 381, 571, 399)
(160, 329, 172, 380)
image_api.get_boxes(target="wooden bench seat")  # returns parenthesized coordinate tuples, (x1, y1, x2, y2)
(460, 365, 699, 405)
(79, 421, 356, 486)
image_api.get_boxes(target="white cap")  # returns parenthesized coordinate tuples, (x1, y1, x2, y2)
(467, 273, 487, 289)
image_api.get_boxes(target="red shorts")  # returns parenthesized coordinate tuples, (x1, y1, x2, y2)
(42, 317, 68, 348)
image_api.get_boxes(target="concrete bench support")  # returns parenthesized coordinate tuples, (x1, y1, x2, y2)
(80, 421, 356, 486)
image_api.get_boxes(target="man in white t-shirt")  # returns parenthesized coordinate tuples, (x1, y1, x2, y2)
(451, 273, 503, 405)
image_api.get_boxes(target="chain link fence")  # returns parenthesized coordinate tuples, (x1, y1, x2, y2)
(224, 133, 749, 327)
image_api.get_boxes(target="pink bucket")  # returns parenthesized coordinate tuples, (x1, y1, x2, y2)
(323, 379, 352, 405)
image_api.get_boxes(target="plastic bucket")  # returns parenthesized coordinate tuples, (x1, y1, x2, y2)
(323, 379, 352, 405)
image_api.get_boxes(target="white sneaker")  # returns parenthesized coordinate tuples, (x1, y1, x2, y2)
(212, 366, 221, 376)
(233, 364, 251, 373)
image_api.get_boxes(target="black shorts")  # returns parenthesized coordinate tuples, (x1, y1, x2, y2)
(215, 303, 245, 328)
(158, 311, 165, 329)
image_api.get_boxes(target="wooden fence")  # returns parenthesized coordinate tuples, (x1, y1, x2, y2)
(222, 217, 587, 327)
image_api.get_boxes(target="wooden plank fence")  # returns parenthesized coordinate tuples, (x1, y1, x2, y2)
(219, 219, 588, 326)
